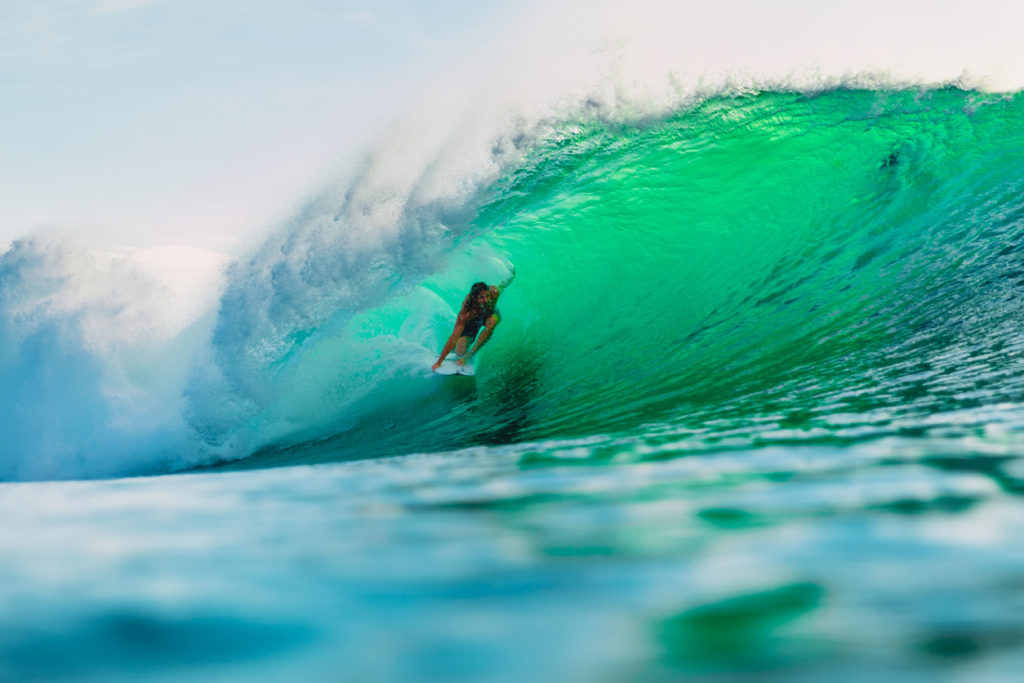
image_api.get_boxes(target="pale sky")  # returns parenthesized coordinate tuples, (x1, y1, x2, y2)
(0, 0, 517, 250)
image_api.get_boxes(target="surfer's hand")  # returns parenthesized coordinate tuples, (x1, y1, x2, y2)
(455, 357, 466, 366)
(431, 360, 442, 371)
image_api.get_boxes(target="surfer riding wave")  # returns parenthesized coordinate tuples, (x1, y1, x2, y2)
(432, 270, 515, 371)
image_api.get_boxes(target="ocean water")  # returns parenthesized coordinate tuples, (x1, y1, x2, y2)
(4, 84, 1024, 680)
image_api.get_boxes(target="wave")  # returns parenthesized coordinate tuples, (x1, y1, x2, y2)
(0, 241, 225, 479)
(203, 87, 1024, 469)
(3, 85, 1024, 480)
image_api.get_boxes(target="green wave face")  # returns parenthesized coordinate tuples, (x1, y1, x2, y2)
(471, 89, 1024, 437)
(241, 88, 1024, 467)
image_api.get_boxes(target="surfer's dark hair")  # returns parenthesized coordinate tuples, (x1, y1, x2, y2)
(464, 281, 491, 314)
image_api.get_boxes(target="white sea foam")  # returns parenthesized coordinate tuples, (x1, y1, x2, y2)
(0, 237, 226, 480)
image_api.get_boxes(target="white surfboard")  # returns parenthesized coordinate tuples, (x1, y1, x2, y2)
(434, 359, 474, 376)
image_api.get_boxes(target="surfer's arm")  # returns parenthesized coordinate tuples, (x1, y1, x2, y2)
(432, 317, 467, 370)
(497, 267, 515, 294)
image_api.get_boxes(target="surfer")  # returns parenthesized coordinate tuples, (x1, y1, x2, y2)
(432, 270, 514, 371)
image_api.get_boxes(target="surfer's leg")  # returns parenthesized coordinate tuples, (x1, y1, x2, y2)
(455, 336, 470, 358)
(465, 315, 499, 361)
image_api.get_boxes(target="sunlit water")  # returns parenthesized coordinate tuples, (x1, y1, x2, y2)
(5, 88, 1024, 680)
(5, 420, 1024, 681)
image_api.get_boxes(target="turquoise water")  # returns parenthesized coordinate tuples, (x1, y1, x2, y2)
(212, 88, 1024, 468)
(4, 88, 1024, 680)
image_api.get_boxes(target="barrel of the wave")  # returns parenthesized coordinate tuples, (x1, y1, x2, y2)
(432, 270, 516, 377)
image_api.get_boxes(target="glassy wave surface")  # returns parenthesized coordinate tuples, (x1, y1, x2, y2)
(202, 88, 1024, 472)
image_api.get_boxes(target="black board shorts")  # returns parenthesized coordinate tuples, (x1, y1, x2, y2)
(461, 308, 500, 342)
